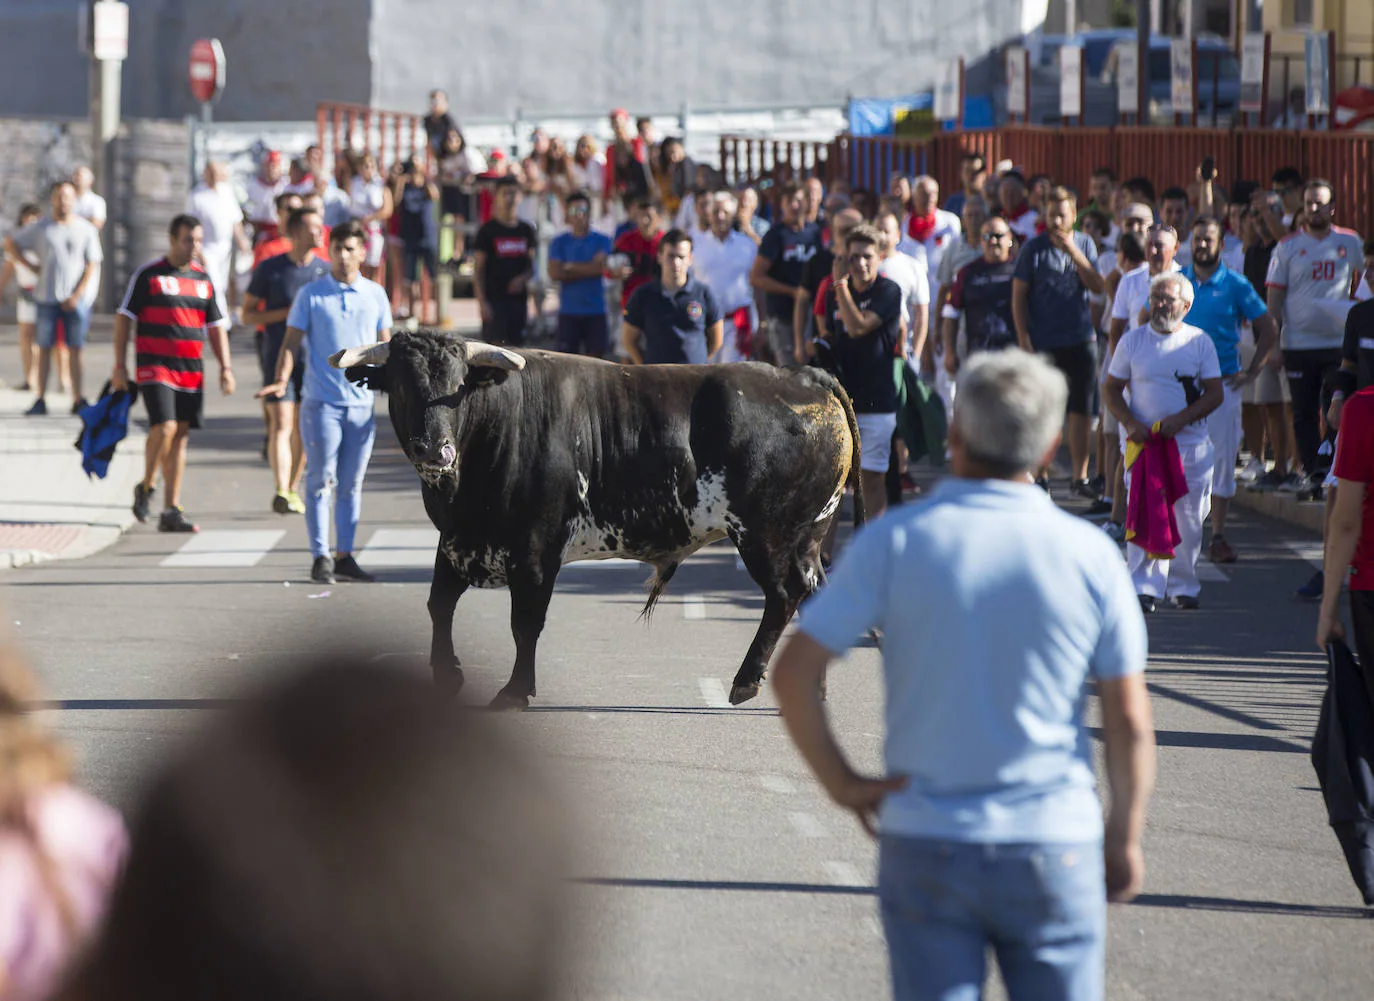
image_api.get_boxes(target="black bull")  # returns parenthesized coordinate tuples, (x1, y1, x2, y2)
(330, 331, 864, 708)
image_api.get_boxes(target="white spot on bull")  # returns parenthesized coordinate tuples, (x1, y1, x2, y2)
(559, 470, 733, 567)
(815, 483, 843, 524)
(576, 471, 589, 502)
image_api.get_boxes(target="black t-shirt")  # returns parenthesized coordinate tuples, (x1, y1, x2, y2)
(398, 183, 437, 247)
(947, 258, 1018, 354)
(1344, 298, 1374, 392)
(800, 248, 835, 301)
(473, 219, 537, 301)
(822, 275, 903, 413)
(1244, 240, 1276, 299)
(758, 221, 822, 320)
(424, 112, 459, 155)
(247, 252, 331, 344)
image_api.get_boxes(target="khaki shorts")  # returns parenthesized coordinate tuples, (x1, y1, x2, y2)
(1239, 326, 1290, 405)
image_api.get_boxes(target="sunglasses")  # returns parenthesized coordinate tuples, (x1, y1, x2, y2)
(982, 232, 1012, 243)
(568, 205, 589, 216)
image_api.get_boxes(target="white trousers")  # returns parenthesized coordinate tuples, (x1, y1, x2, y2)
(1125, 438, 1214, 599)
(1207, 384, 1242, 499)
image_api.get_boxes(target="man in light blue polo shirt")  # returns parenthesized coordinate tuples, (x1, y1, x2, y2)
(772, 351, 1154, 1001)
(1181, 216, 1278, 564)
(258, 220, 392, 584)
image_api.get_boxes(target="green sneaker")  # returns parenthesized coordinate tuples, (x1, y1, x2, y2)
(285, 491, 306, 514)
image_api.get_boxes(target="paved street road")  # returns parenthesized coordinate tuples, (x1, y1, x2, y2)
(2, 331, 1372, 999)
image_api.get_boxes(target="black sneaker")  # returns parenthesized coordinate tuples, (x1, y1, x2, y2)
(1070, 479, 1099, 500)
(1088, 474, 1106, 495)
(1173, 594, 1200, 610)
(333, 555, 375, 582)
(311, 555, 336, 584)
(1138, 594, 1156, 614)
(158, 507, 199, 533)
(24, 398, 46, 416)
(272, 491, 292, 515)
(1083, 497, 1114, 517)
(132, 482, 154, 523)
(1249, 469, 1285, 493)
(1035, 475, 1051, 493)
(1295, 570, 1324, 602)
(70, 397, 89, 415)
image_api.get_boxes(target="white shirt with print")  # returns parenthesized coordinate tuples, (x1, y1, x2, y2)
(1108, 321, 1221, 448)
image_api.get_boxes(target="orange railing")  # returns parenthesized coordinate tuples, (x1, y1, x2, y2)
(720, 126, 1374, 240)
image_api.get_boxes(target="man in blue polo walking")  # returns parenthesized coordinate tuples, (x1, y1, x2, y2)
(258, 219, 391, 584)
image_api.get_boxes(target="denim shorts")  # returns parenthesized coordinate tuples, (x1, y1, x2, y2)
(36, 302, 92, 350)
(878, 835, 1106, 1001)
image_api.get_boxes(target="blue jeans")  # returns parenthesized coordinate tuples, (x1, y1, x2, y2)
(300, 400, 376, 560)
(878, 836, 1106, 1001)
(36, 301, 92, 349)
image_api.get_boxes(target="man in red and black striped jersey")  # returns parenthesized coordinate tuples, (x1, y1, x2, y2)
(112, 214, 235, 533)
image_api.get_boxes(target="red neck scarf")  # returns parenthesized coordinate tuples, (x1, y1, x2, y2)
(908, 210, 937, 243)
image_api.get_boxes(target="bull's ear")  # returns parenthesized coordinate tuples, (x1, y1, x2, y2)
(461, 341, 526, 371)
(344, 365, 388, 392)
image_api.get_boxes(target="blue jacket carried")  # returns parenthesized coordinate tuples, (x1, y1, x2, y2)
(74, 382, 139, 479)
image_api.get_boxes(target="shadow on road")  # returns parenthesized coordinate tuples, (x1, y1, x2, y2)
(576, 876, 873, 896)
(1129, 893, 1372, 920)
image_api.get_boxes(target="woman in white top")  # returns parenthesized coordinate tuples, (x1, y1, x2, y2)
(0, 204, 42, 390)
(570, 135, 607, 226)
(348, 153, 393, 280)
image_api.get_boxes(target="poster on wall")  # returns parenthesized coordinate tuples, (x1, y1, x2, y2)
(1170, 39, 1194, 118)
(1116, 42, 1139, 115)
(1239, 34, 1266, 113)
(934, 59, 962, 122)
(1305, 31, 1332, 115)
(1059, 45, 1083, 119)
(1006, 46, 1028, 118)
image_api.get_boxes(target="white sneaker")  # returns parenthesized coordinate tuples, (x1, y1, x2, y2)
(1236, 457, 1267, 483)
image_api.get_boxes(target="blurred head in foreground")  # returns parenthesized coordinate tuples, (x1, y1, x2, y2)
(60, 656, 568, 1001)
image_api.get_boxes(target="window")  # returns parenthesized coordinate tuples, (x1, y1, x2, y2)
(1291, 0, 1314, 27)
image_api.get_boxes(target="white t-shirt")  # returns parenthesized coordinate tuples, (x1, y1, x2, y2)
(1265, 226, 1366, 350)
(74, 191, 106, 227)
(1107, 322, 1221, 448)
(244, 175, 286, 227)
(1220, 233, 1244, 273)
(1173, 235, 1192, 270)
(878, 252, 930, 329)
(1112, 262, 1179, 328)
(186, 182, 243, 257)
(912, 209, 962, 280)
(1006, 206, 1040, 242)
(693, 229, 757, 313)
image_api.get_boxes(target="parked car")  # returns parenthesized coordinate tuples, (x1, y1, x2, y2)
(1026, 30, 1240, 126)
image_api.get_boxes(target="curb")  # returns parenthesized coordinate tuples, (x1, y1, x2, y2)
(1230, 486, 1326, 534)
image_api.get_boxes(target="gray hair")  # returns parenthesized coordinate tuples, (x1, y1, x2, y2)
(711, 190, 739, 215)
(953, 352, 1068, 476)
(912, 174, 938, 192)
(1150, 270, 1194, 308)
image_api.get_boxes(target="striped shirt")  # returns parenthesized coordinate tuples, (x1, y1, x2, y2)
(118, 258, 226, 392)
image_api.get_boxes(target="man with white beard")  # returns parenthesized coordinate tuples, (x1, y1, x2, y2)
(187, 161, 249, 325)
(1104, 272, 1224, 613)
(692, 191, 758, 363)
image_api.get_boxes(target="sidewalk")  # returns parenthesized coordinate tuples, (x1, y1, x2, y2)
(0, 323, 147, 569)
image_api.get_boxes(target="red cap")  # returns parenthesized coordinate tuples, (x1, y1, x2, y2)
(489, 149, 506, 160)
(266, 150, 283, 164)
(609, 107, 629, 120)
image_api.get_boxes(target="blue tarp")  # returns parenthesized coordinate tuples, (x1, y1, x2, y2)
(848, 94, 933, 136)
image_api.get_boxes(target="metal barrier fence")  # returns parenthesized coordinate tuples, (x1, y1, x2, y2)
(720, 127, 1374, 239)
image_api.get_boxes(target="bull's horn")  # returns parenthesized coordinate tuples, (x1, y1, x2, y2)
(328, 341, 392, 369)
(461, 340, 526, 371)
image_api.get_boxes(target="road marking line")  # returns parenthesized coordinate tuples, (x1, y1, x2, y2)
(562, 558, 643, 569)
(358, 528, 437, 568)
(866, 916, 885, 939)
(697, 677, 730, 708)
(789, 811, 827, 838)
(758, 774, 798, 794)
(824, 861, 864, 885)
(735, 555, 746, 571)
(1285, 541, 1324, 569)
(683, 594, 707, 620)
(1195, 562, 1229, 583)
(160, 530, 285, 568)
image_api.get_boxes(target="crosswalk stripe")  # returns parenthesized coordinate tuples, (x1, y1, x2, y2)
(1285, 541, 1324, 570)
(160, 530, 285, 568)
(1195, 563, 1229, 583)
(358, 528, 438, 568)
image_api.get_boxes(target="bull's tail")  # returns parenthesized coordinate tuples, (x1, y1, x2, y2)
(639, 561, 679, 621)
(831, 382, 866, 530)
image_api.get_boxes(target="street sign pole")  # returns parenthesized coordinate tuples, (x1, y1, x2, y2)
(187, 38, 226, 182)
(86, 0, 127, 311)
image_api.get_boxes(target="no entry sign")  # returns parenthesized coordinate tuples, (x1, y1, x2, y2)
(188, 38, 225, 104)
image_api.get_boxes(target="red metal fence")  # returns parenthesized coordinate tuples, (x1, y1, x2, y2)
(722, 127, 1374, 239)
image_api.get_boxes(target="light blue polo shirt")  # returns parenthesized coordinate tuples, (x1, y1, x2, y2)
(800, 478, 1147, 845)
(286, 273, 393, 405)
(1181, 262, 1268, 376)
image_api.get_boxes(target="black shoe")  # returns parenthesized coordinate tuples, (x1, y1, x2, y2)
(1295, 570, 1324, 602)
(1083, 497, 1114, 517)
(24, 398, 46, 416)
(70, 397, 89, 415)
(1088, 474, 1106, 495)
(1173, 594, 1200, 610)
(1138, 595, 1156, 614)
(132, 482, 154, 523)
(1035, 475, 1051, 493)
(272, 492, 291, 515)
(333, 555, 375, 582)
(158, 507, 199, 533)
(1071, 479, 1099, 500)
(311, 555, 336, 584)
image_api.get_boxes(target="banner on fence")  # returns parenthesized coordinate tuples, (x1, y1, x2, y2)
(1305, 32, 1333, 115)
(934, 59, 962, 122)
(1170, 39, 1194, 117)
(1239, 34, 1266, 114)
(1116, 42, 1139, 115)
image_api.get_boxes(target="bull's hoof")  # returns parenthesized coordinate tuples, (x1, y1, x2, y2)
(433, 666, 465, 700)
(489, 689, 531, 711)
(729, 682, 761, 705)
